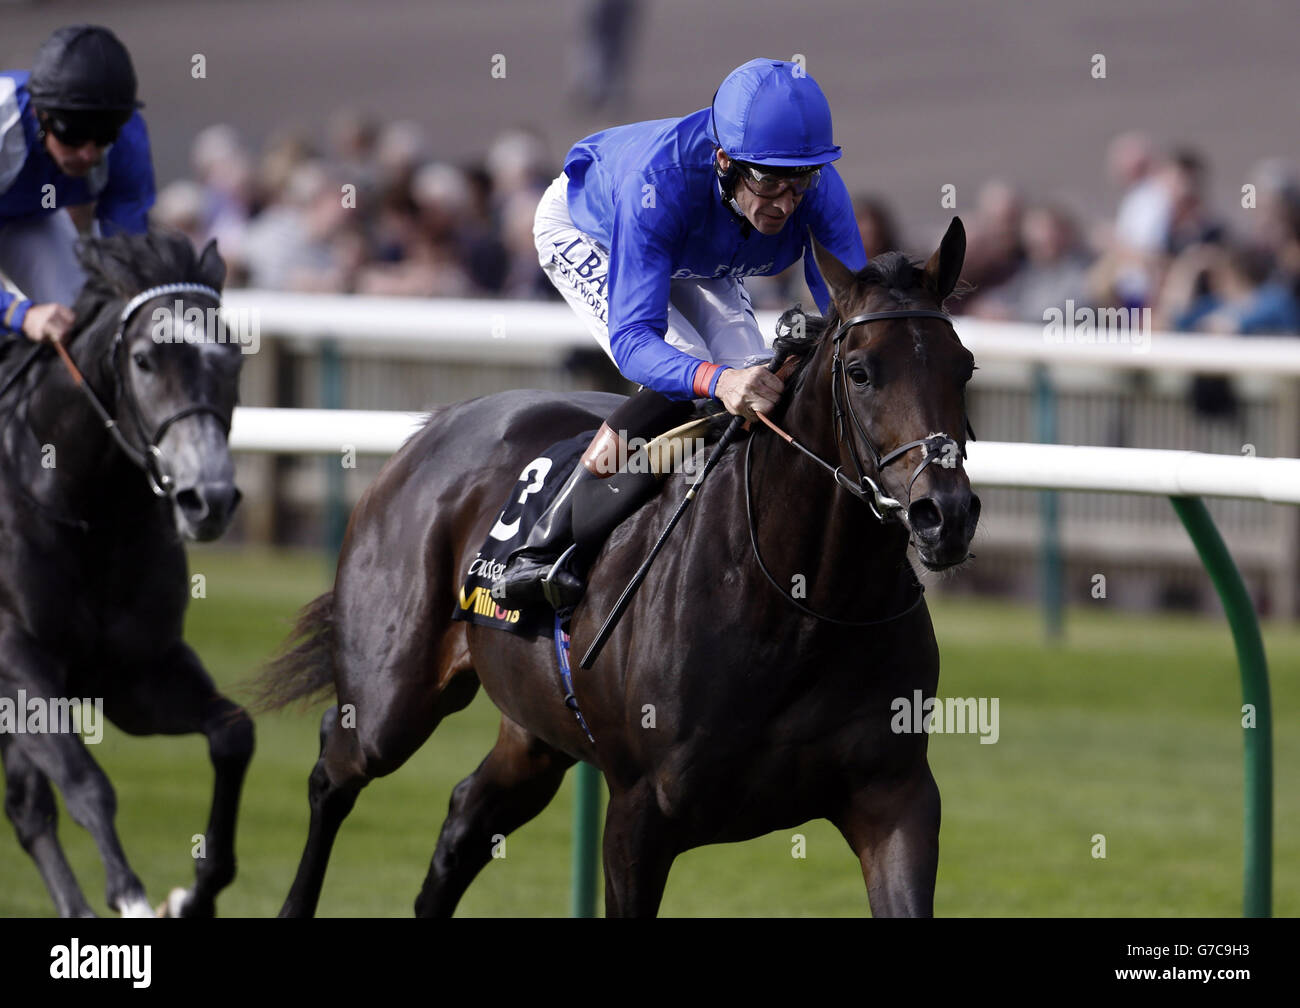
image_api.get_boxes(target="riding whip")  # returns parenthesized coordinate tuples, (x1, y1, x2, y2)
(577, 351, 790, 670)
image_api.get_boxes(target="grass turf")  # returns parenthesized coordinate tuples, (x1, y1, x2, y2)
(0, 545, 1295, 917)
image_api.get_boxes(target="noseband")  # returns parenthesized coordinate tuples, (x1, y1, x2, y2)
(826, 308, 969, 521)
(56, 283, 228, 498)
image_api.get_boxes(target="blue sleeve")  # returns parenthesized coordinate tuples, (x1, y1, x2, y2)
(1, 289, 32, 336)
(604, 169, 708, 400)
(802, 165, 867, 316)
(95, 112, 154, 236)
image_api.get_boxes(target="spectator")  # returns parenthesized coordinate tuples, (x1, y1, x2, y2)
(151, 180, 207, 249)
(357, 162, 473, 296)
(1091, 131, 1170, 309)
(1244, 157, 1300, 292)
(571, 0, 641, 113)
(853, 193, 903, 258)
(1163, 148, 1224, 255)
(1158, 242, 1299, 336)
(190, 124, 254, 283)
(957, 180, 1026, 312)
(973, 202, 1092, 324)
(242, 161, 362, 291)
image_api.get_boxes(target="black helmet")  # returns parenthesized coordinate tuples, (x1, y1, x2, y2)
(27, 25, 141, 113)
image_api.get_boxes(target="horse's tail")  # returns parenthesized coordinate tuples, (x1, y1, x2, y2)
(250, 591, 337, 713)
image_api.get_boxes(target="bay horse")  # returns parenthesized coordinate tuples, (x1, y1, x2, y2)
(0, 231, 249, 917)
(261, 217, 979, 917)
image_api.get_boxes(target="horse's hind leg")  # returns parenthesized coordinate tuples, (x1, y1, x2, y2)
(415, 715, 574, 917)
(103, 641, 255, 917)
(280, 657, 482, 918)
(279, 704, 363, 918)
(0, 631, 150, 916)
(833, 765, 940, 917)
(0, 736, 95, 917)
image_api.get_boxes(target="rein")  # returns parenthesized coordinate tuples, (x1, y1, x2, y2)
(744, 431, 926, 626)
(51, 282, 226, 499)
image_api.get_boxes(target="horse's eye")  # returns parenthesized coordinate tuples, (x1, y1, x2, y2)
(849, 366, 870, 387)
(132, 351, 152, 372)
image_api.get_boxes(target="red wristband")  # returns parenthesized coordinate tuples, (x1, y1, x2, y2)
(692, 362, 724, 398)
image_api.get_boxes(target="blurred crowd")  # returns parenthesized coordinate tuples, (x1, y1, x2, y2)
(947, 133, 1300, 339)
(154, 114, 560, 301)
(153, 121, 1300, 343)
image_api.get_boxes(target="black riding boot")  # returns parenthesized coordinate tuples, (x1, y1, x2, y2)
(494, 390, 694, 612)
(492, 464, 594, 610)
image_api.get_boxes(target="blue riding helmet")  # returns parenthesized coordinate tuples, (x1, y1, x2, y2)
(709, 58, 841, 168)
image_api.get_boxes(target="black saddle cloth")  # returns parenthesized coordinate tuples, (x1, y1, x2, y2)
(452, 430, 595, 639)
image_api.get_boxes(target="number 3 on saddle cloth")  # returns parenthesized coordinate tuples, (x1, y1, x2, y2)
(452, 430, 663, 639)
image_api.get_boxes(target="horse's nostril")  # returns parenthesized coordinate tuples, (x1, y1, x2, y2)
(176, 483, 240, 530)
(966, 493, 982, 535)
(908, 498, 943, 539)
(176, 487, 205, 517)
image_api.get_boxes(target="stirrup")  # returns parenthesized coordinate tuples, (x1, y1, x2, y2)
(541, 544, 584, 610)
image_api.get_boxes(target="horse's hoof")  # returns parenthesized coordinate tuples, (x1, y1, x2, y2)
(119, 896, 155, 918)
(156, 887, 191, 918)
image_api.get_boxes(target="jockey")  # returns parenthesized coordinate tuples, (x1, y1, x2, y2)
(494, 57, 868, 610)
(0, 25, 155, 347)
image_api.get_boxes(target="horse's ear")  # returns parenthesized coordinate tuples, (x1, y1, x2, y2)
(196, 238, 227, 292)
(924, 217, 966, 304)
(809, 231, 856, 308)
(75, 235, 105, 278)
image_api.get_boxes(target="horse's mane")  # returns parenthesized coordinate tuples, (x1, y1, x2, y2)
(771, 251, 970, 395)
(70, 231, 225, 340)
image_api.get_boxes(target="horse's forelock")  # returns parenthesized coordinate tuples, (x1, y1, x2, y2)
(75, 231, 219, 308)
(69, 231, 220, 346)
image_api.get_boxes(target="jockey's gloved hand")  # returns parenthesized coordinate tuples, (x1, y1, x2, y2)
(22, 303, 75, 345)
(715, 364, 784, 423)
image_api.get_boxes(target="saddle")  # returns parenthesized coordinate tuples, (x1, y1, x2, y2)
(451, 410, 725, 638)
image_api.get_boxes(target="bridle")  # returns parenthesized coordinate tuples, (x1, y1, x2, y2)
(743, 306, 974, 626)
(755, 307, 973, 523)
(827, 308, 970, 520)
(52, 282, 230, 499)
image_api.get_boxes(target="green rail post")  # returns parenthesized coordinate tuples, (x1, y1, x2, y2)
(571, 761, 601, 917)
(1169, 495, 1273, 918)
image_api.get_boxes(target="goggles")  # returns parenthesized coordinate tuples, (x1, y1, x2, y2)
(42, 109, 127, 148)
(735, 162, 821, 199)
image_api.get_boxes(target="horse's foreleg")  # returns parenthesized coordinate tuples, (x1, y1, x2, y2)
(1, 736, 96, 917)
(415, 715, 573, 917)
(104, 642, 254, 917)
(834, 765, 940, 918)
(602, 780, 676, 918)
